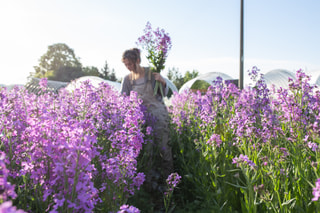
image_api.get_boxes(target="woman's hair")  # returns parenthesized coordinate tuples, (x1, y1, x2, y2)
(122, 48, 141, 63)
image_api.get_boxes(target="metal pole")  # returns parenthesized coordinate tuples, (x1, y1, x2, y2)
(239, 0, 244, 89)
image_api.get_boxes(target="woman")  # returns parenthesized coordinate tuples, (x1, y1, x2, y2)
(120, 48, 173, 188)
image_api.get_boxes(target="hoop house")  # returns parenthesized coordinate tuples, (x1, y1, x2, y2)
(25, 78, 68, 94)
(313, 71, 320, 86)
(179, 72, 236, 93)
(263, 69, 296, 89)
(65, 76, 121, 92)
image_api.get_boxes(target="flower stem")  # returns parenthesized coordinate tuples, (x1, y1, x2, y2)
(154, 81, 164, 98)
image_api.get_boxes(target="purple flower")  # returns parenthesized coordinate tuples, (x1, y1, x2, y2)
(279, 147, 289, 157)
(39, 78, 48, 88)
(145, 126, 153, 135)
(0, 151, 17, 201)
(136, 22, 172, 97)
(118, 204, 140, 213)
(312, 179, 320, 201)
(232, 154, 256, 169)
(132, 172, 145, 190)
(308, 142, 318, 152)
(0, 201, 27, 213)
(166, 172, 182, 189)
(136, 21, 172, 73)
(207, 134, 222, 147)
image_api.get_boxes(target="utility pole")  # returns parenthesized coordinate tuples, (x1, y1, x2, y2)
(239, 0, 244, 89)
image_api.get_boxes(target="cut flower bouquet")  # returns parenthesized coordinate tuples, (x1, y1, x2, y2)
(136, 22, 172, 97)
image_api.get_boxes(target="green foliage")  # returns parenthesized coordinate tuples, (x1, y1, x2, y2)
(32, 43, 82, 80)
(31, 44, 119, 83)
(108, 69, 117, 81)
(167, 67, 184, 90)
(99, 60, 118, 81)
(82, 66, 100, 77)
(100, 60, 110, 79)
(190, 80, 211, 90)
(167, 68, 199, 91)
(183, 70, 199, 83)
(127, 127, 168, 212)
(169, 91, 242, 212)
(50, 66, 83, 82)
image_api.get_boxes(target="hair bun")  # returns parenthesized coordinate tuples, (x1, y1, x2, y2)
(132, 48, 140, 55)
(122, 48, 141, 63)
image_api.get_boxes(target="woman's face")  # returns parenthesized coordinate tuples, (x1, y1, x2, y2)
(123, 58, 136, 72)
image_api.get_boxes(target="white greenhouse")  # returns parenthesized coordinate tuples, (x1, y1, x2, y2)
(25, 75, 178, 96)
(263, 69, 296, 89)
(178, 72, 237, 94)
(25, 78, 68, 94)
(312, 70, 320, 86)
(65, 76, 121, 92)
(66, 76, 178, 94)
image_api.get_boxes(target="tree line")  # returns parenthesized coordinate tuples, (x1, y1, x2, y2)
(29, 43, 117, 83)
(29, 43, 207, 91)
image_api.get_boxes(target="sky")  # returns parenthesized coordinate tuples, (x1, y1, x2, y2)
(1, 0, 320, 86)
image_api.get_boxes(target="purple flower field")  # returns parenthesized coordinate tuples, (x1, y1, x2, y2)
(1, 67, 320, 212)
(168, 67, 320, 212)
(0, 79, 146, 212)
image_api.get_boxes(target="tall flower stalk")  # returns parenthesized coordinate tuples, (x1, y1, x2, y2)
(136, 21, 172, 97)
(164, 173, 181, 213)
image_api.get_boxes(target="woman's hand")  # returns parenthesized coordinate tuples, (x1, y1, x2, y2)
(153, 72, 166, 87)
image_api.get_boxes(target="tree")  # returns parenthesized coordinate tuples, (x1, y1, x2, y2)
(32, 43, 82, 81)
(167, 67, 184, 90)
(108, 69, 117, 81)
(100, 60, 110, 80)
(166, 68, 200, 91)
(83, 66, 100, 77)
(184, 70, 199, 83)
(100, 60, 118, 82)
(51, 66, 83, 82)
